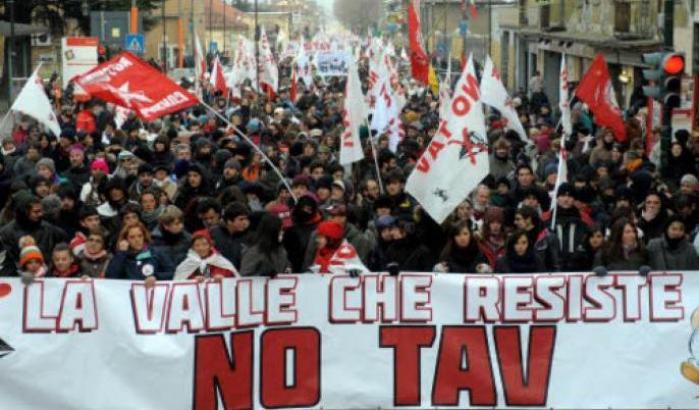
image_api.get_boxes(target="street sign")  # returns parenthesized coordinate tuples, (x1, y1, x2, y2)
(209, 41, 218, 54)
(125, 34, 145, 54)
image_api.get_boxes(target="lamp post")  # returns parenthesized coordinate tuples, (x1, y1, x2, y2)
(255, 0, 260, 94)
(7, 0, 15, 101)
(162, 0, 167, 73)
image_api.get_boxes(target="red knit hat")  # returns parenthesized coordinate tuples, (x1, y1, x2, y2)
(317, 221, 344, 241)
(192, 229, 214, 246)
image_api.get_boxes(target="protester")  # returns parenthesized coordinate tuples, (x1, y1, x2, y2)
(594, 218, 648, 271)
(240, 213, 291, 276)
(434, 220, 490, 273)
(76, 230, 112, 278)
(174, 229, 239, 280)
(648, 216, 699, 271)
(1, 32, 698, 284)
(105, 222, 173, 283)
(495, 230, 546, 273)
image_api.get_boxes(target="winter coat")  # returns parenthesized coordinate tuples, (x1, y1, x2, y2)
(495, 252, 546, 274)
(647, 237, 699, 271)
(552, 208, 589, 271)
(0, 217, 67, 277)
(489, 154, 515, 182)
(284, 219, 319, 273)
(63, 166, 90, 193)
(383, 236, 434, 272)
(105, 247, 173, 280)
(594, 247, 648, 271)
(78, 251, 112, 278)
(240, 244, 290, 277)
(12, 157, 37, 180)
(527, 227, 561, 271)
(150, 226, 192, 268)
(639, 211, 669, 242)
(210, 224, 250, 270)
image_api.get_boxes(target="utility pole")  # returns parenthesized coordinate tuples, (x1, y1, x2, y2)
(162, 0, 168, 73)
(178, 0, 184, 67)
(209, 0, 213, 54)
(223, 0, 227, 58)
(8, 0, 15, 101)
(255, 0, 260, 94)
(191, 0, 195, 66)
(130, 0, 138, 34)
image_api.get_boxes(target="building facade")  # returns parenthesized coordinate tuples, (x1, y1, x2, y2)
(496, 0, 665, 110)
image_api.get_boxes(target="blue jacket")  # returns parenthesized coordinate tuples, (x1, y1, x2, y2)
(105, 247, 173, 280)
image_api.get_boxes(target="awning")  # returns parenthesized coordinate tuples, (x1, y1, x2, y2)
(0, 21, 49, 36)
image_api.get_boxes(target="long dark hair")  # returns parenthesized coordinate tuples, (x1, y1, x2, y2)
(253, 213, 283, 255)
(601, 218, 645, 263)
(439, 220, 480, 262)
(505, 229, 533, 257)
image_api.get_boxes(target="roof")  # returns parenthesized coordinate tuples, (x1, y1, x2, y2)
(0, 21, 48, 36)
(204, 1, 249, 30)
(506, 26, 661, 50)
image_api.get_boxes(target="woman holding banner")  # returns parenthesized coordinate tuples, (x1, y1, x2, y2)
(105, 222, 173, 285)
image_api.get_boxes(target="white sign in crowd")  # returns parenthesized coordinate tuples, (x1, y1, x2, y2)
(0, 273, 698, 409)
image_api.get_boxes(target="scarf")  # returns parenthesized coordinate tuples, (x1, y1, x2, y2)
(82, 248, 108, 261)
(142, 205, 164, 227)
(174, 249, 239, 280)
(52, 263, 81, 278)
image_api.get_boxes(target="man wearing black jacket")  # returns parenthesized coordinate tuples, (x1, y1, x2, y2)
(209, 202, 251, 270)
(0, 191, 67, 276)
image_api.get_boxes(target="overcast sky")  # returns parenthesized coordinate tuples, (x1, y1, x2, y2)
(315, 0, 333, 11)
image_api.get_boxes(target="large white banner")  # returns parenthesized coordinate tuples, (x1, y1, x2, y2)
(0, 272, 698, 409)
(316, 52, 350, 77)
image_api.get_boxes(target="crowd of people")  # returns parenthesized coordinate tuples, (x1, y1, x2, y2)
(3, 42, 699, 285)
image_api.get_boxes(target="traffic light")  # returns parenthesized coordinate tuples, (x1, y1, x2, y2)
(642, 52, 685, 109)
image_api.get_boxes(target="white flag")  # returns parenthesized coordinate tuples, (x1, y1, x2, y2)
(340, 60, 366, 165)
(194, 33, 206, 97)
(439, 54, 452, 122)
(480, 55, 528, 144)
(296, 38, 313, 88)
(559, 54, 573, 136)
(10, 66, 61, 137)
(550, 141, 569, 229)
(406, 54, 489, 224)
(370, 53, 404, 152)
(259, 27, 279, 94)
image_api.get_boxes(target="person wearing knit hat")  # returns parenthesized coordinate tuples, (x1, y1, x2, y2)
(90, 158, 110, 175)
(680, 174, 699, 195)
(224, 158, 241, 172)
(312, 220, 345, 273)
(36, 157, 56, 180)
(173, 229, 239, 280)
(19, 244, 47, 281)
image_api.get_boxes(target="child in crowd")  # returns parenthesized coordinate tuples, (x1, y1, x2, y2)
(174, 230, 238, 280)
(49, 243, 82, 278)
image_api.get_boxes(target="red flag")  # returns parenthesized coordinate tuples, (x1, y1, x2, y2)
(408, 1, 430, 85)
(210, 56, 228, 96)
(290, 68, 298, 103)
(75, 52, 198, 121)
(575, 53, 627, 142)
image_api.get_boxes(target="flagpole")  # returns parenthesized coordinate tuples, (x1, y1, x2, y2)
(363, 118, 385, 195)
(198, 99, 297, 203)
